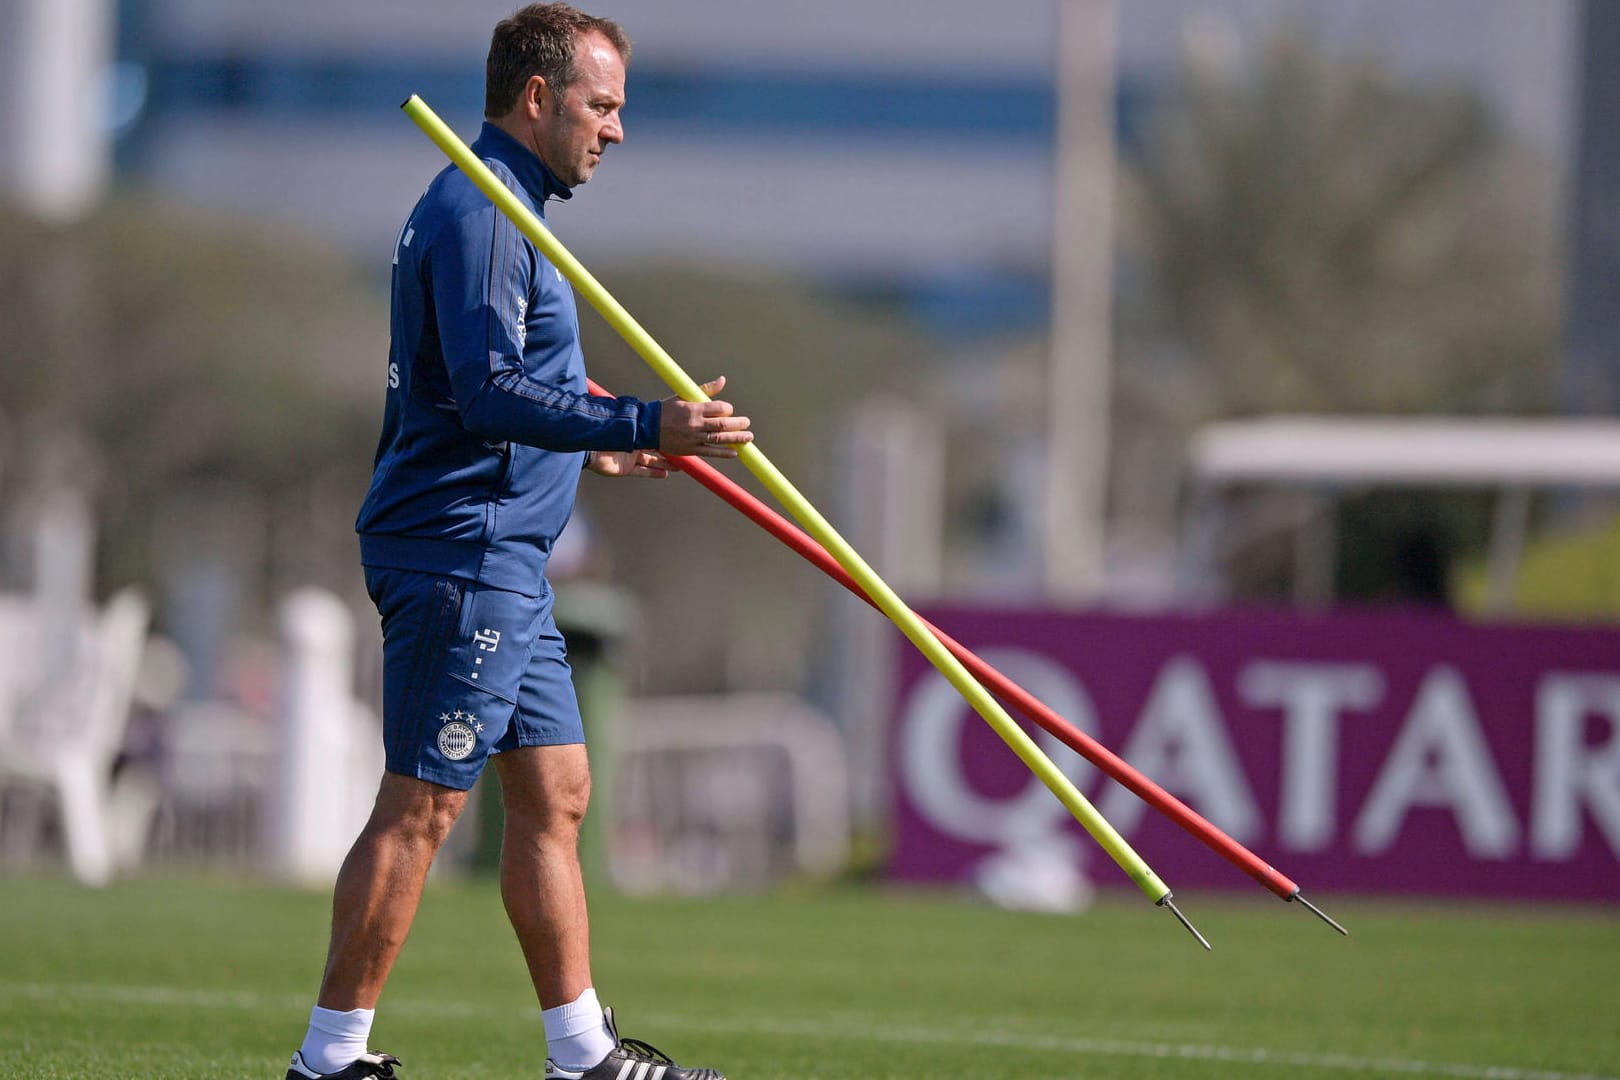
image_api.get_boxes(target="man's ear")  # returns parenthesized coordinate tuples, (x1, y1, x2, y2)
(523, 74, 549, 118)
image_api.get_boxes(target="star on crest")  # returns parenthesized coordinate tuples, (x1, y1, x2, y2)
(452, 709, 467, 721)
(439, 712, 452, 723)
(473, 721, 485, 733)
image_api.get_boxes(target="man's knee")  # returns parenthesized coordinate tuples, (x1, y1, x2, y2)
(549, 768, 592, 830)
(496, 746, 592, 836)
(366, 773, 469, 848)
(512, 770, 590, 837)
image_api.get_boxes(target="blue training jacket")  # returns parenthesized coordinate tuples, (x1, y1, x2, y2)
(356, 123, 662, 597)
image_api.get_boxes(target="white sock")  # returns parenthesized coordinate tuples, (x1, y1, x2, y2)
(298, 1005, 375, 1075)
(541, 988, 615, 1071)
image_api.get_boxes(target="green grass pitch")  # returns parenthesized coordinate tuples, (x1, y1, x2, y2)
(2, 875, 1616, 1079)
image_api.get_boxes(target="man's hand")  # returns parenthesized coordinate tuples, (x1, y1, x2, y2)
(586, 450, 671, 478)
(659, 375, 754, 458)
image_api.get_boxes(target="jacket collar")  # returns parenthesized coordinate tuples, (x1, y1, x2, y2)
(471, 121, 573, 204)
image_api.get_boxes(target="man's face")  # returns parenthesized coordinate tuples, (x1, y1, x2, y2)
(532, 31, 625, 188)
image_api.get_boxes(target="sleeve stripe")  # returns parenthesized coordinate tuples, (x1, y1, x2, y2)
(485, 160, 522, 378)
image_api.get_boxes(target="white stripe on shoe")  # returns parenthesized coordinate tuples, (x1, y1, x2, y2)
(650, 1068, 668, 1080)
(612, 1061, 636, 1080)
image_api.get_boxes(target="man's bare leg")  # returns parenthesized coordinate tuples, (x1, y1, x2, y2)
(317, 772, 470, 1010)
(492, 743, 594, 1009)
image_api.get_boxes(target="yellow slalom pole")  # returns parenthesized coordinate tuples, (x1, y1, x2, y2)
(402, 96, 1204, 942)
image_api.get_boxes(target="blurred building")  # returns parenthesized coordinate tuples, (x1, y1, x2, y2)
(107, 0, 1576, 342)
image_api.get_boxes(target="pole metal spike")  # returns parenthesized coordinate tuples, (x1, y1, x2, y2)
(1157, 893, 1212, 951)
(1290, 891, 1349, 936)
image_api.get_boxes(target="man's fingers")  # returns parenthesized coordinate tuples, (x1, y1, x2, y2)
(657, 380, 752, 459)
(702, 430, 754, 447)
(667, 399, 743, 422)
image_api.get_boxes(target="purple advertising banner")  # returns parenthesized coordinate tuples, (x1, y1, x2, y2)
(889, 607, 1620, 901)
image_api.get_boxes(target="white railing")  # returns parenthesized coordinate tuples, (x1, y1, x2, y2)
(609, 693, 849, 893)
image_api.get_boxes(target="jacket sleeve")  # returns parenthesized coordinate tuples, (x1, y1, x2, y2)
(426, 201, 661, 452)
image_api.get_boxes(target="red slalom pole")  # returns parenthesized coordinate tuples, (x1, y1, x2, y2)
(590, 379, 1346, 932)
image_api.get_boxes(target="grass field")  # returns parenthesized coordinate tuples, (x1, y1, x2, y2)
(2, 875, 1616, 1079)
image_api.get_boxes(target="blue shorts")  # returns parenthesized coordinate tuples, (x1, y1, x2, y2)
(365, 567, 585, 790)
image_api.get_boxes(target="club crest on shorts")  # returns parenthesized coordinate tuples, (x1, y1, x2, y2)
(437, 718, 478, 761)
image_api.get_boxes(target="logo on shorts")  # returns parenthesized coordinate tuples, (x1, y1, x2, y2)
(437, 720, 478, 761)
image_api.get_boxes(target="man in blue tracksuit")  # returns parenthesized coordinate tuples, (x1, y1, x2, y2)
(285, 6, 745, 1079)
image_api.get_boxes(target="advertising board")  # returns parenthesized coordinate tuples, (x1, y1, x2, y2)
(890, 608, 1620, 900)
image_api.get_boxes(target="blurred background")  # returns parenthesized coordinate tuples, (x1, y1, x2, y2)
(0, 0, 1615, 909)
